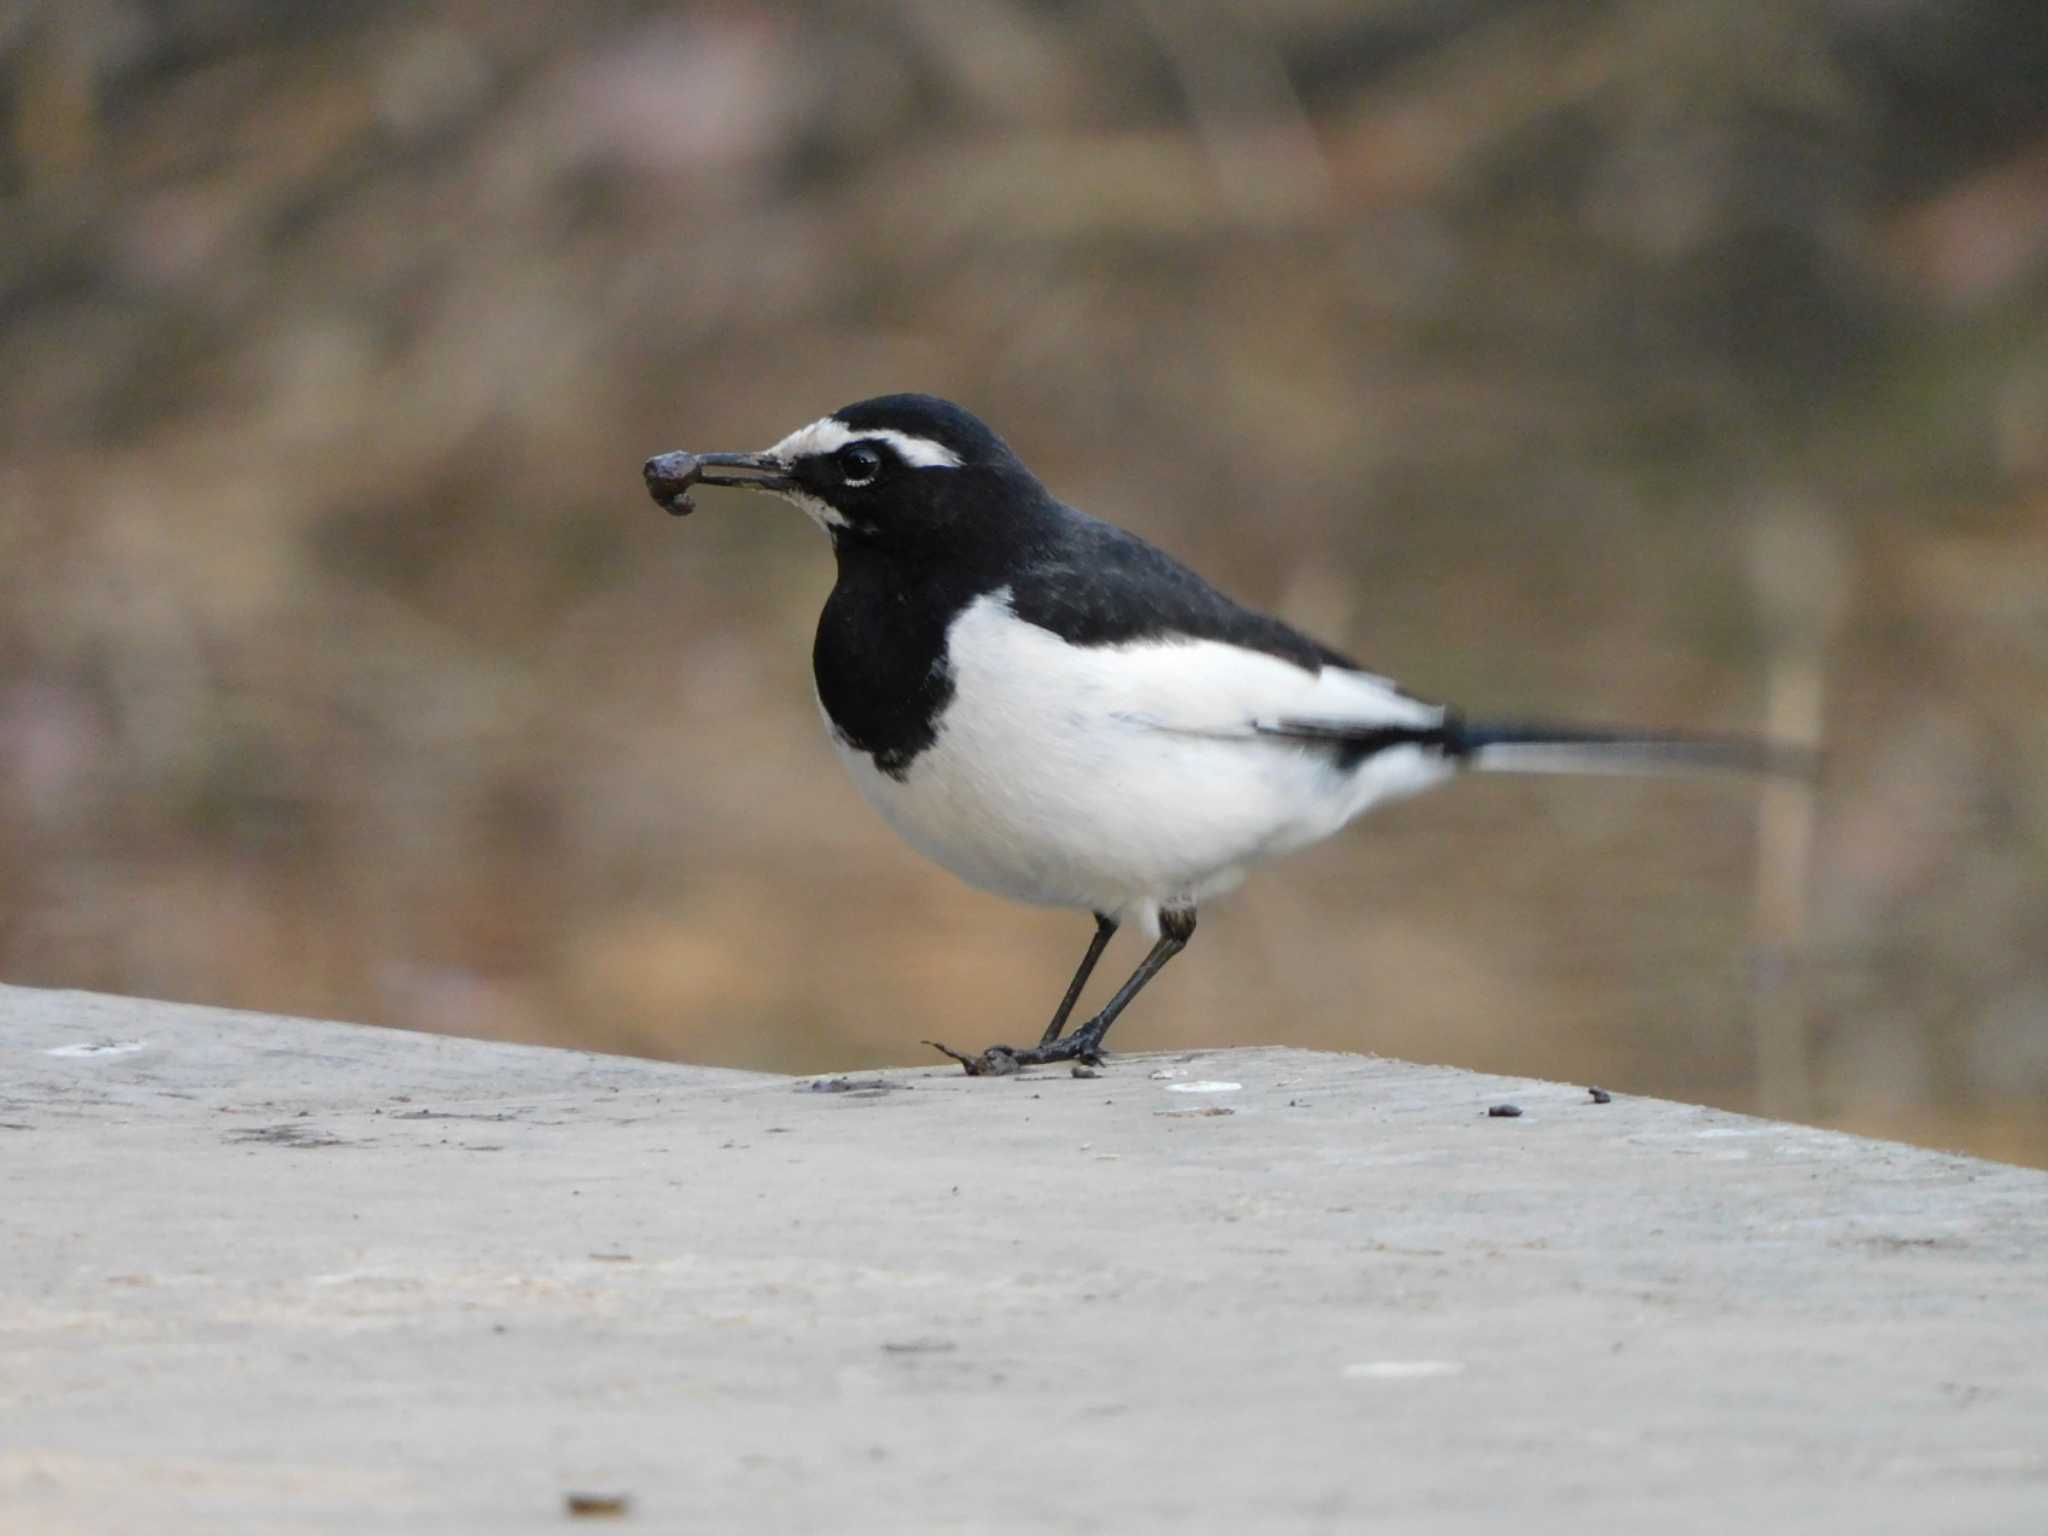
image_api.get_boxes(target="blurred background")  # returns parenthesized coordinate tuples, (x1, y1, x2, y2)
(3, 0, 2045, 1163)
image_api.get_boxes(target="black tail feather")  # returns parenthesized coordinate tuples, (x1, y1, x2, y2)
(1446, 719, 1816, 779)
(1257, 715, 1815, 780)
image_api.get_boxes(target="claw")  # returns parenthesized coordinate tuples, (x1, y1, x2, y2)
(923, 1040, 1026, 1076)
(924, 1038, 1098, 1076)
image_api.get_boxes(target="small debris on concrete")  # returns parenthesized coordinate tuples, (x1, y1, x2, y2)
(801, 1076, 908, 1095)
(1156, 1105, 1234, 1118)
(225, 1123, 353, 1148)
(881, 1338, 956, 1354)
(1587, 1087, 1613, 1104)
(1071, 1063, 1100, 1079)
(564, 1491, 631, 1518)
(1487, 1104, 1523, 1118)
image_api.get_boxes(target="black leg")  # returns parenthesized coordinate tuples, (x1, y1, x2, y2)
(1039, 913, 1118, 1046)
(1061, 907, 1195, 1060)
(928, 908, 1196, 1076)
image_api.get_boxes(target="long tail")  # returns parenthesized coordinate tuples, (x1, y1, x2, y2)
(1447, 719, 1815, 780)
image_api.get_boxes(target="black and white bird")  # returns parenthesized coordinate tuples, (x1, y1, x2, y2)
(643, 394, 1794, 1075)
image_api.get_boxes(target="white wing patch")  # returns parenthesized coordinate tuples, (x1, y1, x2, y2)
(1248, 666, 1444, 743)
(767, 416, 964, 470)
(945, 586, 1444, 748)
(1068, 629, 1446, 745)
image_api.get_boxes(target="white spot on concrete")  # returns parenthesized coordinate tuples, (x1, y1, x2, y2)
(46, 1040, 148, 1058)
(1166, 1081, 1242, 1094)
(1344, 1360, 1466, 1381)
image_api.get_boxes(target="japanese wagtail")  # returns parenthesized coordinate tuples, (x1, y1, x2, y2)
(644, 394, 1800, 1075)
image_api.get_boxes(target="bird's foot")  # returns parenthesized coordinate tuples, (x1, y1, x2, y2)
(923, 1040, 1024, 1076)
(924, 1037, 1102, 1077)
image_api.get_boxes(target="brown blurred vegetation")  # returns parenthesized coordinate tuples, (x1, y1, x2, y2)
(3, 1, 2045, 1163)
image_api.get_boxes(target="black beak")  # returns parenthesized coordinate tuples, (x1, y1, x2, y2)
(642, 451, 791, 517)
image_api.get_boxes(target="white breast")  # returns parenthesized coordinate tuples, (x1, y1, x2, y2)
(825, 590, 1455, 935)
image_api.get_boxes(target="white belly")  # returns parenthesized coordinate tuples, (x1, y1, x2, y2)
(825, 592, 1453, 934)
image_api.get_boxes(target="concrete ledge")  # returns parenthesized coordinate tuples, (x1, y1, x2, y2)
(4, 982, 2045, 1532)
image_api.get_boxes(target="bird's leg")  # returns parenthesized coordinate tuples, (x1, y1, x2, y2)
(927, 909, 1194, 1076)
(924, 913, 1115, 1075)
(1056, 907, 1194, 1062)
(1039, 913, 1118, 1045)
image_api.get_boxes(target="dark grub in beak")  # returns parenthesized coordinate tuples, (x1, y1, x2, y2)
(642, 451, 788, 517)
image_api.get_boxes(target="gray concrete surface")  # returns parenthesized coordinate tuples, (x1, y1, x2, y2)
(3, 981, 2045, 1534)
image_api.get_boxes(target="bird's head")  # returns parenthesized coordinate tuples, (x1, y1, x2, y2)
(644, 394, 1035, 550)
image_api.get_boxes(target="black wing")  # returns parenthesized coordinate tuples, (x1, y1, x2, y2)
(1008, 507, 1363, 675)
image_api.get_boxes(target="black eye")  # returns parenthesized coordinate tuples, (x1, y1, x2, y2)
(838, 444, 883, 482)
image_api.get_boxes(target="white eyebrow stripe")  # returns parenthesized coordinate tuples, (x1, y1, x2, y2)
(766, 417, 964, 469)
(865, 428, 964, 468)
